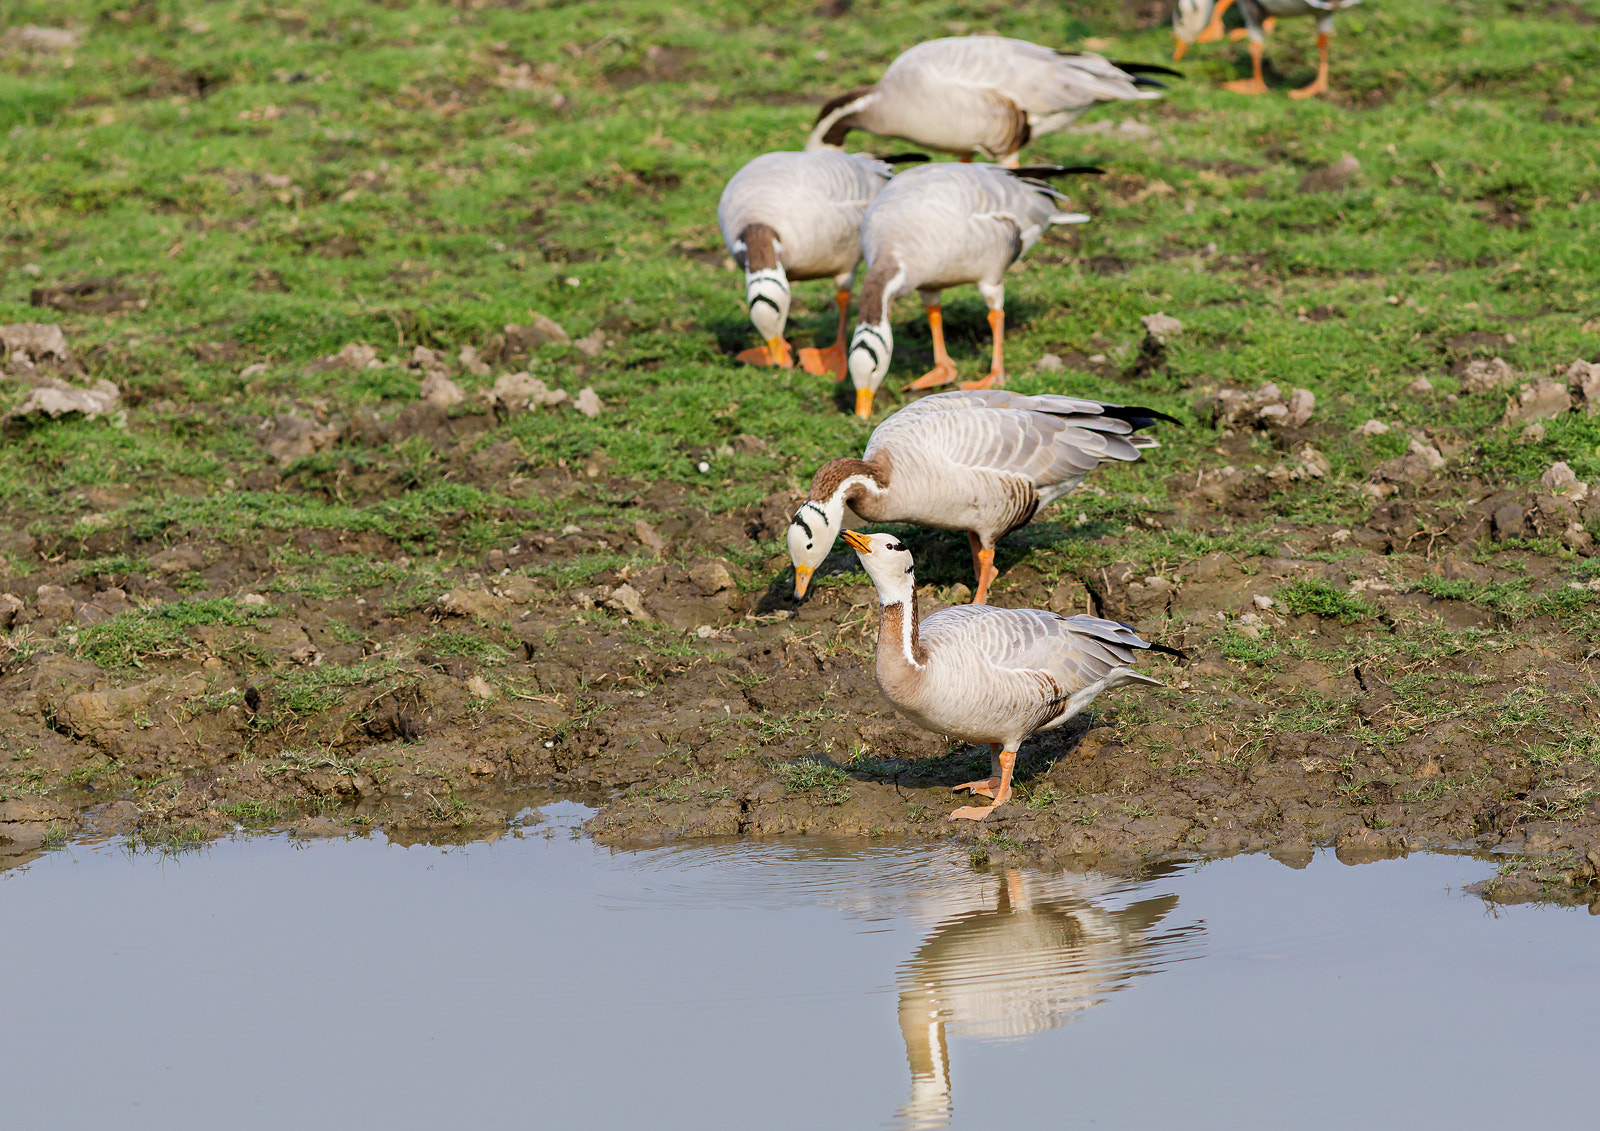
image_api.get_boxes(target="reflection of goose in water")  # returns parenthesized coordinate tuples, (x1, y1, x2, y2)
(894, 868, 1200, 1130)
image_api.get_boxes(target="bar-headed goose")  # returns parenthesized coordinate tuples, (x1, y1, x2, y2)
(718, 149, 921, 377)
(1173, 0, 1360, 99)
(840, 530, 1180, 820)
(788, 390, 1176, 604)
(846, 162, 1101, 418)
(807, 36, 1177, 165)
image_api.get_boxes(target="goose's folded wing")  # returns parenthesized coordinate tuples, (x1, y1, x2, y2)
(866, 394, 1155, 487)
(923, 608, 1155, 689)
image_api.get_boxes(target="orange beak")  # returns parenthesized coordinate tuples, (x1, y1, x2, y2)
(854, 387, 873, 418)
(840, 529, 873, 554)
(793, 564, 813, 599)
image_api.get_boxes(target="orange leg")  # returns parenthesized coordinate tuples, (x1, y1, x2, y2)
(954, 744, 1003, 798)
(736, 337, 794, 368)
(959, 308, 1005, 391)
(798, 289, 852, 380)
(966, 530, 999, 605)
(902, 303, 960, 390)
(951, 748, 1016, 820)
(1198, 0, 1234, 42)
(1289, 32, 1330, 100)
(1223, 39, 1268, 95)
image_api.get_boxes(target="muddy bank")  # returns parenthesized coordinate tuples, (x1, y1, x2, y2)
(3, 402, 1598, 910)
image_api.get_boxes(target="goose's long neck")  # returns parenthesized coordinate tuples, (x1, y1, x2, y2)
(877, 588, 927, 676)
(810, 458, 889, 507)
(857, 256, 902, 327)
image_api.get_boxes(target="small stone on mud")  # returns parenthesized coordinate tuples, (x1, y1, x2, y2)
(604, 583, 651, 620)
(1502, 377, 1571, 426)
(239, 362, 268, 379)
(688, 561, 735, 596)
(1459, 356, 1516, 394)
(635, 519, 666, 555)
(465, 675, 497, 700)
(288, 644, 322, 665)
(148, 545, 206, 575)
(575, 330, 607, 357)
(420, 370, 466, 408)
(1253, 595, 1275, 610)
(305, 342, 378, 373)
(438, 587, 511, 619)
(575, 387, 604, 418)
(458, 345, 491, 376)
(239, 592, 267, 607)
(1355, 419, 1390, 436)
(1521, 422, 1546, 441)
(4, 377, 121, 424)
(505, 315, 569, 351)
(1033, 353, 1063, 373)
(1567, 359, 1600, 415)
(946, 583, 973, 604)
(0, 322, 71, 363)
(1405, 375, 1434, 394)
(1140, 312, 1183, 342)
(1540, 461, 1589, 502)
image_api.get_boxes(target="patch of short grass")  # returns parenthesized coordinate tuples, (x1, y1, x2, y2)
(1277, 580, 1377, 624)
(75, 598, 274, 668)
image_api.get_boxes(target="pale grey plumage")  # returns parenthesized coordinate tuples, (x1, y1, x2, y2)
(859, 163, 1076, 308)
(895, 606, 1165, 750)
(717, 149, 891, 282)
(788, 391, 1173, 602)
(807, 36, 1162, 162)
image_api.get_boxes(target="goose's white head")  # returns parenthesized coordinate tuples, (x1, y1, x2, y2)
(1171, 0, 1215, 59)
(847, 318, 892, 418)
(841, 529, 916, 606)
(746, 264, 791, 347)
(786, 497, 845, 599)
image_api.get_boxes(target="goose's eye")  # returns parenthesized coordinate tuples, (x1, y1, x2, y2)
(806, 543, 813, 550)
(888, 541, 905, 552)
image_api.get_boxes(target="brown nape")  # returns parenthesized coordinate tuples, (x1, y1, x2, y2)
(879, 595, 929, 666)
(814, 86, 873, 145)
(807, 456, 890, 501)
(739, 223, 780, 272)
(856, 254, 899, 325)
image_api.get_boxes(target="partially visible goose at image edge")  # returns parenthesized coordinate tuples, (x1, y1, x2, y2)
(806, 36, 1179, 165)
(846, 162, 1104, 419)
(1173, 0, 1363, 99)
(788, 390, 1178, 605)
(716, 149, 924, 377)
(841, 530, 1183, 821)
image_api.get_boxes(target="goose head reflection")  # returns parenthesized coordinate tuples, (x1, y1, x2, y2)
(894, 867, 1202, 1130)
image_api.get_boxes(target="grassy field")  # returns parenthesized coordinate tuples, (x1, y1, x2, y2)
(3, 0, 1600, 901)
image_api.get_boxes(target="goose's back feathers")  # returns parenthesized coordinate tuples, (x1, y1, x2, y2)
(860, 163, 1071, 288)
(860, 391, 1172, 525)
(826, 37, 1162, 158)
(717, 150, 892, 279)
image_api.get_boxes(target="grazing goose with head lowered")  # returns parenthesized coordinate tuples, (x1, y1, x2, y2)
(846, 162, 1101, 418)
(788, 390, 1177, 605)
(718, 149, 921, 377)
(1173, 0, 1360, 99)
(841, 530, 1180, 820)
(807, 36, 1177, 166)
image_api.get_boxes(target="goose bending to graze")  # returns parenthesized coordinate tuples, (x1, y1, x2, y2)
(718, 149, 923, 377)
(1173, 0, 1361, 99)
(807, 36, 1178, 166)
(847, 162, 1101, 418)
(788, 390, 1177, 604)
(841, 530, 1181, 820)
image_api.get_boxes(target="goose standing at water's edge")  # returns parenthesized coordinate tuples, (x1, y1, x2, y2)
(787, 390, 1177, 605)
(840, 530, 1181, 821)
(807, 36, 1177, 166)
(846, 162, 1102, 418)
(717, 149, 921, 378)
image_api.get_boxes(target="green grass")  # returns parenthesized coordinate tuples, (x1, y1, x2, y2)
(1277, 580, 1378, 624)
(75, 597, 274, 668)
(0, 0, 1593, 569)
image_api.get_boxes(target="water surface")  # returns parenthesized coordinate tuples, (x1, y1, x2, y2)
(3, 808, 1596, 1129)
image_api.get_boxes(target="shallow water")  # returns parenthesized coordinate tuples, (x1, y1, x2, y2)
(4, 806, 1598, 1130)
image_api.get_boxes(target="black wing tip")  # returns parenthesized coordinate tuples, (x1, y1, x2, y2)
(876, 151, 930, 165)
(1102, 403, 1185, 429)
(1112, 60, 1185, 78)
(1131, 76, 1169, 90)
(1010, 164, 1107, 179)
(1146, 641, 1189, 662)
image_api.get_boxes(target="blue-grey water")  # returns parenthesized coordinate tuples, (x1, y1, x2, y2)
(3, 803, 1596, 1130)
